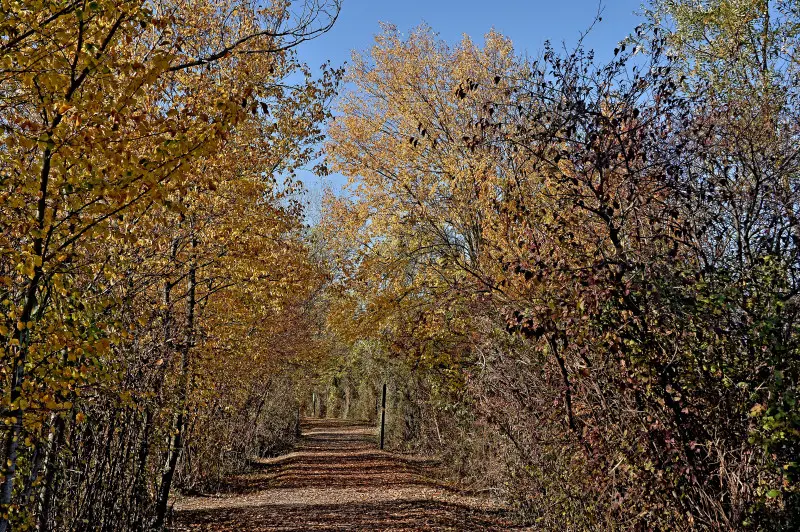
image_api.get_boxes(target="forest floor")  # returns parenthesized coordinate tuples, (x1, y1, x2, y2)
(170, 418, 519, 531)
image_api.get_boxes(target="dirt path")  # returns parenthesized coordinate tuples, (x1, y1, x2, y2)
(171, 418, 518, 531)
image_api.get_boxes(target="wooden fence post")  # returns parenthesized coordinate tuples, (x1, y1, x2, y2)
(380, 383, 387, 450)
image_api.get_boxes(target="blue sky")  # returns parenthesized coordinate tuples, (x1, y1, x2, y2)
(296, 0, 645, 216)
(299, 0, 644, 72)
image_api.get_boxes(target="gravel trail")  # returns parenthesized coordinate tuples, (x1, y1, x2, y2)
(171, 418, 517, 531)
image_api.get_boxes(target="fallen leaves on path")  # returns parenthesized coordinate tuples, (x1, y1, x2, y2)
(171, 419, 521, 530)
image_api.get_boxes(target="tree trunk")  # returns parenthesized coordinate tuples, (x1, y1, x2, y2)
(153, 239, 196, 530)
(38, 414, 65, 532)
(343, 385, 351, 420)
(1, 142, 56, 532)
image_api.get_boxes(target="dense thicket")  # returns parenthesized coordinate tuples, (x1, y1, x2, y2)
(321, 4, 799, 529)
(0, 1, 339, 529)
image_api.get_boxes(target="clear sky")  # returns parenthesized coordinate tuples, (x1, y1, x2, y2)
(299, 0, 644, 72)
(296, 0, 646, 216)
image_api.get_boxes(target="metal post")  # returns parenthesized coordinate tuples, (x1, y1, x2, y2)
(379, 383, 387, 450)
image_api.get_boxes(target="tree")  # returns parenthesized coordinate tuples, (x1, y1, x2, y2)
(323, 22, 799, 528)
(0, 0, 340, 528)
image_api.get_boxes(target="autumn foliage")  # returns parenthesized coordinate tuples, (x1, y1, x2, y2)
(0, 0, 339, 529)
(3, 0, 800, 530)
(321, 8, 799, 529)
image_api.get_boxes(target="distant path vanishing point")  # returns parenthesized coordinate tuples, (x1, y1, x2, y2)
(171, 418, 519, 531)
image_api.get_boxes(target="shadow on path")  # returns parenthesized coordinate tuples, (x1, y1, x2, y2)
(171, 418, 518, 531)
